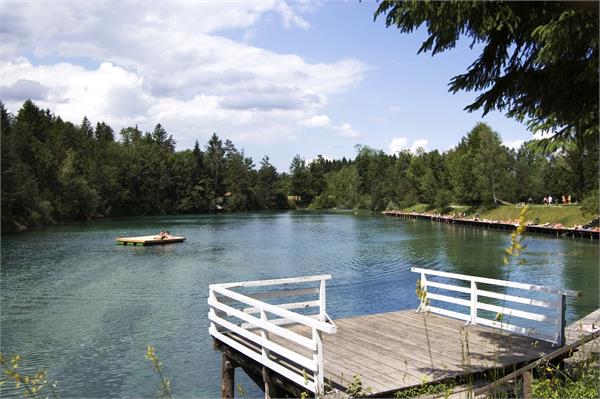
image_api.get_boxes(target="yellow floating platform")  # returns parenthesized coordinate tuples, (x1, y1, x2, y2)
(116, 235, 186, 246)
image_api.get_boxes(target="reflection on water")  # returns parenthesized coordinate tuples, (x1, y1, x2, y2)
(1, 212, 597, 397)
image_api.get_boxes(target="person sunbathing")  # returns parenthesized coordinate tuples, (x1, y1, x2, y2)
(156, 231, 174, 240)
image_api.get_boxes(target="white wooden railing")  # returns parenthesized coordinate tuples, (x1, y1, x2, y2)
(208, 275, 336, 395)
(412, 268, 581, 346)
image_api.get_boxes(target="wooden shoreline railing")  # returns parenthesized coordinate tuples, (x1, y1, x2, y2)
(474, 328, 600, 398)
(412, 267, 581, 346)
(208, 275, 336, 395)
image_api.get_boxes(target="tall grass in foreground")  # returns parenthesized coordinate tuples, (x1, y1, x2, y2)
(145, 346, 172, 399)
(0, 353, 57, 398)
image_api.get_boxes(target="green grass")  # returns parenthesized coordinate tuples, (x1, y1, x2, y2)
(481, 205, 589, 227)
(400, 204, 591, 227)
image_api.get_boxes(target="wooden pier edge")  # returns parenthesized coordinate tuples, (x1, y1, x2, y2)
(208, 273, 587, 398)
(383, 211, 599, 240)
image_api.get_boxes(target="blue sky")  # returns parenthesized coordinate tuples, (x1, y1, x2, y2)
(0, 1, 531, 171)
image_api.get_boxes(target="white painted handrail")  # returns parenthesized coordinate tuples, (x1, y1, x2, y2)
(411, 267, 581, 346)
(208, 275, 336, 395)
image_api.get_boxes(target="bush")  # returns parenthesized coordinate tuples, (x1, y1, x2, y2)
(311, 194, 336, 209)
(399, 189, 418, 209)
(580, 189, 599, 216)
(433, 190, 452, 212)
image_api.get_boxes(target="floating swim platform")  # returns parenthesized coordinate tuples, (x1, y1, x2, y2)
(116, 235, 186, 246)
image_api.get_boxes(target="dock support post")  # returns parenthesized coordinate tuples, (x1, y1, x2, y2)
(522, 370, 532, 399)
(556, 294, 567, 346)
(262, 366, 280, 399)
(221, 354, 235, 399)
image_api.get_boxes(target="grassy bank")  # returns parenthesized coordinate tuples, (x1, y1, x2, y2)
(400, 204, 593, 227)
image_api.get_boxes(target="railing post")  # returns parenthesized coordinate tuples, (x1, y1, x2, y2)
(260, 309, 271, 397)
(316, 278, 326, 396)
(319, 278, 326, 322)
(417, 272, 428, 312)
(312, 327, 324, 397)
(557, 293, 566, 346)
(470, 280, 477, 325)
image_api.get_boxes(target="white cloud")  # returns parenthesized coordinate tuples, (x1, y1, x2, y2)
(532, 131, 553, 140)
(388, 137, 408, 154)
(333, 122, 360, 139)
(301, 114, 331, 127)
(410, 139, 428, 153)
(0, 1, 366, 148)
(0, 60, 151, 127)
(388, 137, 428, 154)
(307, 154, 331, 164)
(0, 78, 48, 101)
(275, 1, 311, 29)
(504, 139, 524, 150)
(388, 105, 400, 113)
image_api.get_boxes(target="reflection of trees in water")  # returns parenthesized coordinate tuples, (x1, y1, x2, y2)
(558, 242, 600, 319)
(401, 220, 509, 281)
(402, 219, 598, 321)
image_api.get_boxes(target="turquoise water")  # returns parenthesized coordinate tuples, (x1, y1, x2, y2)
(1, 212, 598, 397)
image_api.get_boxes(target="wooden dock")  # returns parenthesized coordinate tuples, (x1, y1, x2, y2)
(116, 235, 186, 246)
(208, 270, 580, 398)
(565, 308, 600, 361)
(383, 211, 599, 240)
(217, 310, 554, 397)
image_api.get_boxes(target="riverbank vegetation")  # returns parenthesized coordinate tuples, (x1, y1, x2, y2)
(1, 101, 598, 233)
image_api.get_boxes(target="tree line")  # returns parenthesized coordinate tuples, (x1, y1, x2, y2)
(1, 100, 598, 233)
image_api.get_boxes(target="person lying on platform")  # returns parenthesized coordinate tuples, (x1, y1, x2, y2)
(156, 231, 174, 240)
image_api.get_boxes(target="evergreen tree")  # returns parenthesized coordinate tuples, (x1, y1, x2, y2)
(255, 156, 277, 209)
(95, 122, 114, 142)
(81, 116, 94, 139)
(152, 123, 176, 153)
(376, 1, 598, 141)
(289, 155, 311, 205)
(205, 133, 226, 210)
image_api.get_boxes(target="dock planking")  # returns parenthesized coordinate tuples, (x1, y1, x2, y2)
(220, 310, 554, 397)
(116, 235, 186, 246)
(565, 308, 600, 360)
(208, 272, 577, 397)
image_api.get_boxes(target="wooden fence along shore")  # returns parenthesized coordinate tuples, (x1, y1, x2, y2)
(383, 211, 599, 240)
(207, 269, 593, 398)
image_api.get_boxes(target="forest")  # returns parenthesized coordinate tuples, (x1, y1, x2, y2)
(1, 100, 598, 233)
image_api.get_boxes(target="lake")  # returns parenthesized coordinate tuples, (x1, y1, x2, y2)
(1, 211, 598, 398)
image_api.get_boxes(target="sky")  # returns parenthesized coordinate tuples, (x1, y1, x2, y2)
(0, 0, 533, 171)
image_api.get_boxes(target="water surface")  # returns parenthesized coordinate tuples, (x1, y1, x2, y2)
(1, 212, 597, 397)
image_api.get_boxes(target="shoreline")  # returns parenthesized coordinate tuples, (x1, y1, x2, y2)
(383, 210, 599, 240)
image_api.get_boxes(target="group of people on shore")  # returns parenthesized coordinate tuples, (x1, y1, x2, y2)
(539, 195, 572, 205)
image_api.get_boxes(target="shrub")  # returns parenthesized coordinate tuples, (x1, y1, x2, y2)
(580, 189, 599, 216)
